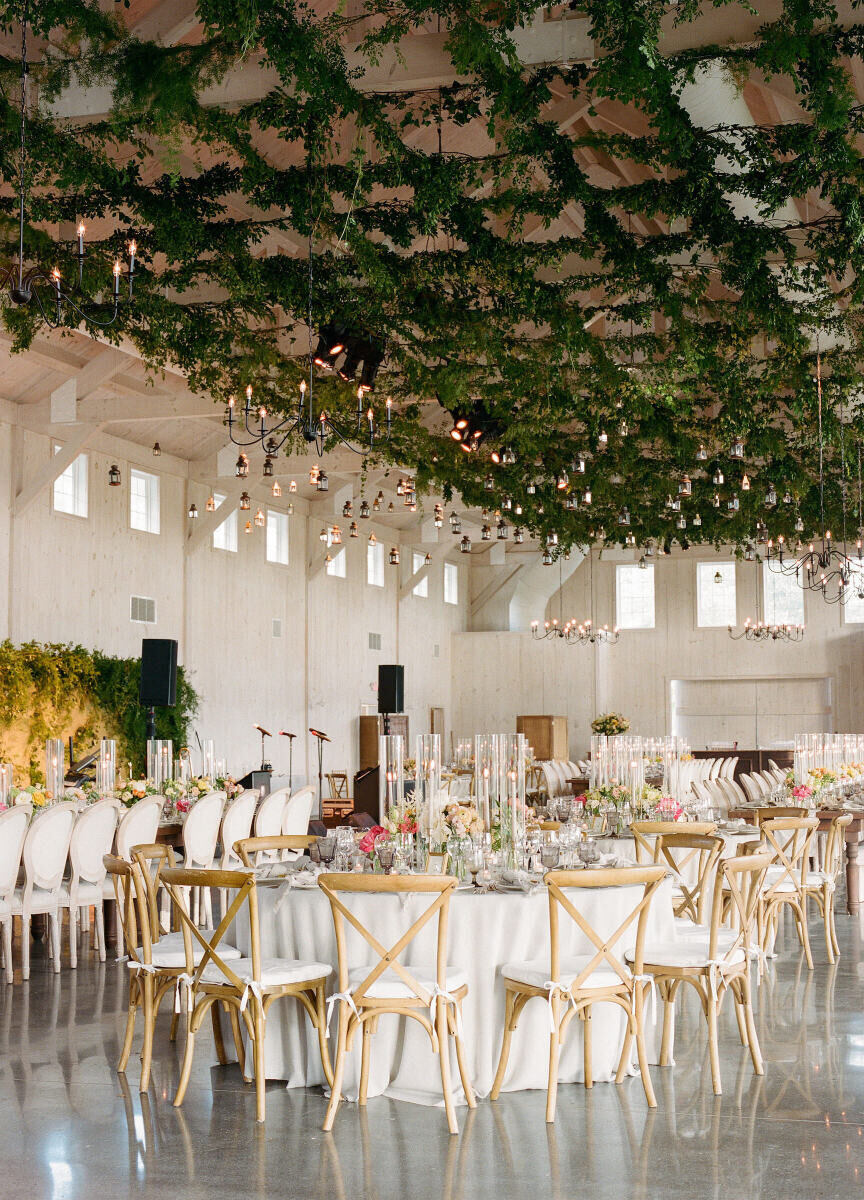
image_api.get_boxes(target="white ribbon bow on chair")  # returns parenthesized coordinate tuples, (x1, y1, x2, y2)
(629, 972, 658, 1026)
(428, 984, 463, 1037)
(174, 972, 196, 1014)
(543, 981, 579, 1032)
(705, 959, 727, 1002)
(325, 990, 359, 1037)
(129, 961, 158, 976)
(239, 980, 265, 1014)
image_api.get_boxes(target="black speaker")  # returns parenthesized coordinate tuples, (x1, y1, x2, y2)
(378, 664, 404, 714)
(139, 638, 178, 707)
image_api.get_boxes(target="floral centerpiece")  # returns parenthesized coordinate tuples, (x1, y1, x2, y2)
(808, 767, 837, 794)
(118, 779, 159, 809)
(384, 801, 420, 835)
(792, 783, 814, 803)
(583, 783, 631, 814)
(358, 825, 390, 854)
(591, 713, 630, 736)
(215, 775, 242, 799)
(10, 784, 53, 809)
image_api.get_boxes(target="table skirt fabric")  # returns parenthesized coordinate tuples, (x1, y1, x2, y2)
(231, 876, 678, 1107)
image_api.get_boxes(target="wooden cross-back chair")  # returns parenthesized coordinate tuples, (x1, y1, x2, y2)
(653, 832, 723, 926)
(161, 866, 332, 1124)
(636, 853, 772, 1096)
(326, 772, 350, 800)
(631, 820, 717, 865)
(802, 814, 852, 963)
(754, 806, 807, 825)
(759, 816, 820, 969)
(233, 834, 317, 868)
(317, 872, 475, 1135)
(490, 865, 667, 1122)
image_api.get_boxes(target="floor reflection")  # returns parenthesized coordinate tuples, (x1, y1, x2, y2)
(0, 901, 861, 1198)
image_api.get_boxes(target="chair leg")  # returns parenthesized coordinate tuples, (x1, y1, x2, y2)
(659, 983, 676, 1066)
(21, 916, 30, 981)
(173, 1023, 196, 1108)
(69, 907, 78, 970)
(139, 974, 155, 1092)
(51, 912, 62, 973)
(734, 992, 748, 1047)
(314, 986, 333, 1089)
(583, 1008, 593, 1089)
(545, 1020, 562, 1123)
(633, 990, 657, 1109)
(797, 898, 814, 970)
(822, 889, 835, 964)
(451, 1008, 476, 1109)
(706, 995, 722, 1096)
(211, 1000, 228, 1065)
(323, 1003, 349, 1132)
(228, 1003, 247, 1076)
(490, 989, 517, 1101)
(358, 1020, 372, 1106)
(118, 976, 138, 1072)
(741, 974, 764, 1077)
(253, 1003, 266, 1123)
(95, 902, 106, 963)
(830, 895, 841, 958)
(436, 1002, 458, 1135)
(3, 918, 12, 984)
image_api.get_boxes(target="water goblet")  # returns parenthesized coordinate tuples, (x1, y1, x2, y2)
(308, 840, 321, 865)
(540, 842, 560, 872)
(467, 845, 484, 888)
(376, 843, 396, 875)
(578, 837, 599, 867)
(317, 836, 337, 867)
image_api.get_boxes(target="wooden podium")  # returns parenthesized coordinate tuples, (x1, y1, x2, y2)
(359, 714, 410, 769)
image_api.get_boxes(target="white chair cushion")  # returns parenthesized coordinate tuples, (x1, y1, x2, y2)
(59, 881, 105, 906)
(348, 965, 466, 1000)
(501, 957, 624, 991)
(0, 897, 10, 919)
(201, 957, 331, 988)
(767, 871, 831, 894)
(130, 932, 242, 969)
(10, 887, 60, 916)
(626, 940, 746, 969)
(672, 921, 741, 950)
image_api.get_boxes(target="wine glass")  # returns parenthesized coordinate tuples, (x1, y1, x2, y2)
(467, 845, 485, 888)
(540, 842, 560, 872)
(317, 836, 336, 867)
(578, 837, 599, 867)
(376, 843, 396, 875)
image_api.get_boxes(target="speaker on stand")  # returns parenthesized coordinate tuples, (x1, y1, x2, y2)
(378, 664, 404, 735)
(138, 638, 178, 741)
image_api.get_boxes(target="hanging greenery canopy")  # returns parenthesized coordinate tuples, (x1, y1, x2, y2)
(2, 0, 864, 550)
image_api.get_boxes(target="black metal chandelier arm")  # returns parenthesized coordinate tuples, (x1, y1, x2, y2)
(226, 410, 303, 449)
(26, 276, 122, 330)
(319, 417, 376, 455)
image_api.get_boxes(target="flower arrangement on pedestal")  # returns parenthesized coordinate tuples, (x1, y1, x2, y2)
(384, 802, 420, 835)
(591, 713, 630, 736)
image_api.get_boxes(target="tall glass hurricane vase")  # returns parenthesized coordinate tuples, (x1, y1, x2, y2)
(147, 739, 173, 791)
(46, 739, 64, 802)
(96, 738, 116, 795)
(415, 734, 442, 845)
(499, 733, 527, 865)
(378, 735, 404, 825)
(474, 734, 502, 833)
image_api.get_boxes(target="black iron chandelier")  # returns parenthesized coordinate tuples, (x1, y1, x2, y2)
(766, 345, 864, 604)
(0, 10, 136, 328)
(531, 554, 620, 646)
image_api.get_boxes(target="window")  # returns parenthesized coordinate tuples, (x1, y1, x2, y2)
(444, 561, 458, 606)
(763, 563, 805, 625)
(697, 561, 736, 627)
(130, 468, 160, 534)
(52, 444, 88, 517)
(212, 493, 237, 552)
(367, 540, 385, 587)
(844, 577, 864, 623)
(412, 551, 429, 598)
(616, 563, 655, 629)
(325, 529, 346, 578)
(266, 509, 289, 565)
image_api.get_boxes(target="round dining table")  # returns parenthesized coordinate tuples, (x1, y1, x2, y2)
(229, 870, 679, 1107)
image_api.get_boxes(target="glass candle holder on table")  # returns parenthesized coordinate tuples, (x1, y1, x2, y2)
(46, 738, 64, 802)
(95, 738, 116, 794)
(0, 763, 13, 807)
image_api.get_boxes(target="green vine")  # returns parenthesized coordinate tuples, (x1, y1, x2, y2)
(0, 640, 199, 779)
(0, 2, 863, 549)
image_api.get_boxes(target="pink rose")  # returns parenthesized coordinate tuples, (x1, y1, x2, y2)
(359, 825, 389, 854)
(792, 784, 813, 801)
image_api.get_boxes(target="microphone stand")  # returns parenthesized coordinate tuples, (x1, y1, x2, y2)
(279, 732, 296, 790)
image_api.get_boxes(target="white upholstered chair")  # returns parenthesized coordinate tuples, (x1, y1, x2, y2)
(0, 804, 31, 982)
(12, 802, 78, 979)
(62, 799, 120, 967)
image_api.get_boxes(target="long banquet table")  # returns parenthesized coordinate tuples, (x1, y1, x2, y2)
(230, 872, 678, 1106)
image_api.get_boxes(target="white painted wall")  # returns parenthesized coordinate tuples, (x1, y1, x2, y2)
(0, 418, 469, 789)
(452, 549, 864, 758)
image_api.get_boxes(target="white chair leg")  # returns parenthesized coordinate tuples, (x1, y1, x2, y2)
(95, 901, 106, 962)
(81, 905, 91, 933)
(51, 912, 62, 973)
(3, 919, 12, 984)
(22, 915, 31, 981)
(69, 907, 78, 970)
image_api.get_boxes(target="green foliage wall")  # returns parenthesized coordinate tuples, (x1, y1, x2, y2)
(0, 640, 199, 780)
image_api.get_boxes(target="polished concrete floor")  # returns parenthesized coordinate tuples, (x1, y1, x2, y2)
(1, 898, 863, 1200)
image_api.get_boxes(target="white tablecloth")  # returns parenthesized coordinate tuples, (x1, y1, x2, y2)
(233, 872, 677, 1106)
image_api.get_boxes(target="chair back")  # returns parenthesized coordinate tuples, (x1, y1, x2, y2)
(754, 805, 806, 825)
(318, 873, 457, 1009)
(760, 816, 819, 896)
(654, 832, 723, 924)
(103, 854, 152, 966)
(219, 790, 258, 869)
(282, 785, 314, 836)
(253, 787, 290, 838)
(823, 813, 852, 882)
(326, 772, 349, 799)
(0, 805, 31, 897)
(116, 796, 163, 860)
(181, 791, 225, 868)
(739, 773, 762, 802)
(69, 799, 120, 886)
(707, 852, 772, 962)
(161, 866, 258, 988)
(23, 802, 77, 892)
(544, 866, 666, 988)
(130, 843, 178, 937)
(631, 819, 716, 864)
(234, 834, 316, 867)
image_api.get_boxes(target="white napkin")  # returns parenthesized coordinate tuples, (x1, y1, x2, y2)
(597, 852, 624, 868)
(290, 868, 322, 889)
